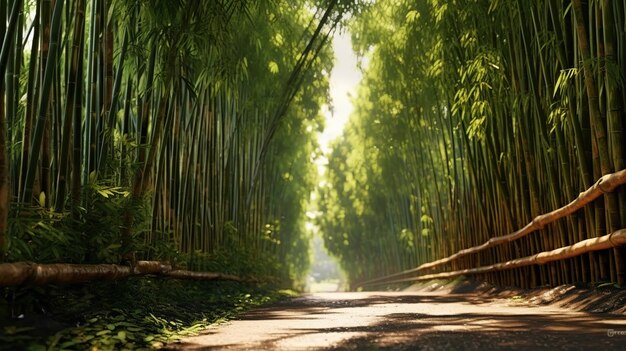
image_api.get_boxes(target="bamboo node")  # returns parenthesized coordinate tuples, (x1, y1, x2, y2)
(531, 219, 544, 230)
(607, 230, 622, 248)
(596, 177, 611, 194)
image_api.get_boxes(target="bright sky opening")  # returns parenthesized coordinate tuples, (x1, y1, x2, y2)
(317, 29, 364, 158)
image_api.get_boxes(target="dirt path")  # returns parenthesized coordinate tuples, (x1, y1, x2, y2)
(168, 289, 626, 350)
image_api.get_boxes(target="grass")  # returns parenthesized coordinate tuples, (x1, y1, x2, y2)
(0, 278, 294, 350)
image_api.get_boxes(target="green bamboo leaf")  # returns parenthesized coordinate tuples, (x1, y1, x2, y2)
(405, 10, 420, 23)
(268, 61, 279, 74)
(38, 192, 46, 207)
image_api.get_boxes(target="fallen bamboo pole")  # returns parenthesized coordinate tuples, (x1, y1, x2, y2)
(361, 229, 626, 286)
(356, 169, 626, 288)
(0, 260, 251, 286)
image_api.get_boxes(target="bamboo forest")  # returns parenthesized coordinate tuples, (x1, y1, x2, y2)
(2, 0, 626, 350)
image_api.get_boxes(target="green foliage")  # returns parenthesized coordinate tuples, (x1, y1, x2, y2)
(6, 180, 150, 264)
(78, 184, 147, 264)
(0, 279, 290, 351)
(182, 221, 283, 279)
(7, 205, 74, 262)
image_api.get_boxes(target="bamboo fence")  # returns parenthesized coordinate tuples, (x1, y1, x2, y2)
(357, 168, 626, 288)
(367, 229, 626, 286)
(0, 261, 251, 286)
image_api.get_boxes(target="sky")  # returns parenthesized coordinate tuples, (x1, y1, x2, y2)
(307, 28, 363, 220)
(317, 29, 364, 155)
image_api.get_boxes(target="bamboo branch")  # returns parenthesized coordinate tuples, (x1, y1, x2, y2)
(363, 229, 626, 286)
(356, 168, 626, 287)
(0, 260, 252, 287)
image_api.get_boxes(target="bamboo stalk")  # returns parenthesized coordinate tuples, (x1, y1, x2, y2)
(0, 0, 24, 262)
(21, 0, 64, 202)
(0, 260, 251, 286)
(55, 0, 85, 211)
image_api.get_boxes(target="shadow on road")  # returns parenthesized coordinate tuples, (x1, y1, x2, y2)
(169, 292, 626, 350)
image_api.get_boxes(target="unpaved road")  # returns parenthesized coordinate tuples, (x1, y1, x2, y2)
(169, 290, 626, 350)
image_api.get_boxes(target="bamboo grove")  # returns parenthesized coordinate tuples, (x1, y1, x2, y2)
(0, 0, 366, 289)
(318, 0, 626, 288)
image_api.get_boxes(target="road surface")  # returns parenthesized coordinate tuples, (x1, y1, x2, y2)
(169, 289, 626, 350)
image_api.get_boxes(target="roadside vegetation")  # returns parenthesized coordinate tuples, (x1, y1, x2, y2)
(1, 279, 294, 350)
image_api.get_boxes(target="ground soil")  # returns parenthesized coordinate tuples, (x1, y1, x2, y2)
(167, 280, 626, 350)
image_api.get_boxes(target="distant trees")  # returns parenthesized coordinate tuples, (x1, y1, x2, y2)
(319, 0, 626, 288)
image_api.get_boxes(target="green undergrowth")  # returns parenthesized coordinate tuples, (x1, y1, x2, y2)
(0, 278, 296, 351)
